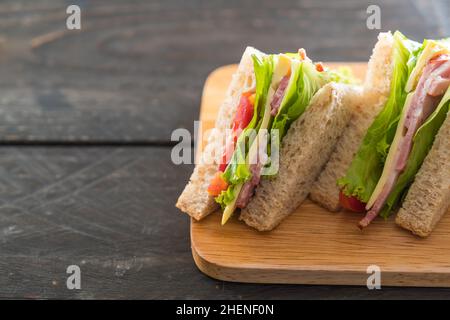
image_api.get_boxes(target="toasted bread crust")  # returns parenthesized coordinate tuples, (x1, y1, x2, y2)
(396, 112, 450, 237)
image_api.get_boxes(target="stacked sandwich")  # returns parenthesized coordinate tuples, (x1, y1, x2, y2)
(177, 31, 450, 237)
(312, 31, 450, 237)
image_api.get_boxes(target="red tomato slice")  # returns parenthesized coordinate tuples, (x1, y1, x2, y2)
(339, 190, 366, 213)
(207, 172, 229, 196)
(218, 92, 255, 172)
(232, 93, 254, 132)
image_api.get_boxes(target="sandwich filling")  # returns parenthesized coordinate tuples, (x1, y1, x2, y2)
(360, 54, 450, 228)
(208, 49, 353, 224)
(339, 32, 450, 228)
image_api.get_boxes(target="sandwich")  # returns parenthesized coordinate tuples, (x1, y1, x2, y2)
(313, 31, 450, 236)
(176, 46, 360, 231)
(310, 32, 396, 211)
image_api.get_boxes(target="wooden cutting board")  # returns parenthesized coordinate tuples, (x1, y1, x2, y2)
(191, 63, 450, 287)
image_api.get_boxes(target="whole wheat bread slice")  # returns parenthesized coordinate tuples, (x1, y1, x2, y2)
(239, 83, 357, 231)
(395, 112, 450, 237)
(176, 47, 265, 220)
(309, 32, 394, 211)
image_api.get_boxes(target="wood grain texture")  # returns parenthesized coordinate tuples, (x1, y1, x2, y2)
(0, 147, 196, 299)
(1, 0, 450, 299)
(1, 148, 450, 299)
(0, 0, 448, 142)
(191, 63, 450, 287)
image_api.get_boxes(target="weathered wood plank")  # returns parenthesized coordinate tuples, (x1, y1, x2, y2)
(4, 255, 450, 299)
(0, 146, 191, 298)
(0, 147, 449, 298)
(0, 0, 447, 142)
(0, 0, 449, 300)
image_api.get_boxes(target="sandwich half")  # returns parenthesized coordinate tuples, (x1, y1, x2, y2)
(176, 47, 262, 220)
(337, 33, 450, 232)
(177, 46, 359, 230)
(310, 32, 395, 211)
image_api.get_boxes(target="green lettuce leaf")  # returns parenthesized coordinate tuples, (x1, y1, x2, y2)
(329, 66, 359, 84)
(380, 87, 450, 217)
(215, 184, 240, 210)
(253, 54, 275, 130)
(271, 60, 330, 140)
(338, 31, 421, 202)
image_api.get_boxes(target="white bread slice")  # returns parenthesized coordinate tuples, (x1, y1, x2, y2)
(363, 31, 395, 96)
(309, 32, 394, 211)
(176, 47, 265, 220)
(239, 83, 356, 231)
(396, 112, 450, 237)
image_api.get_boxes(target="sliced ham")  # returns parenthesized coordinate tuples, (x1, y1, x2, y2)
(270, 75, 290, 116)
(236, 132, 269, 209)
(359, 54, 450, 229)
(236, 162, 263, 208)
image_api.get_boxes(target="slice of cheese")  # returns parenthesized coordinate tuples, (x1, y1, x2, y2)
(271, 54, 292, 90)
(221, 183, 243, 225)
(405, 41, 450, 93)
(366, 93, 414, 209)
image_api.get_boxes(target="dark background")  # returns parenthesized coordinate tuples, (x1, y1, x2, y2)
(0, 0, 449, 299)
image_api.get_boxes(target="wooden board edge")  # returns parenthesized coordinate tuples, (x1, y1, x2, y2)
(191, 239, 450, 287)
(191, 218, 450, 287)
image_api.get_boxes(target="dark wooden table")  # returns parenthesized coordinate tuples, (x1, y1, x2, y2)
(0, 0, 449, 299)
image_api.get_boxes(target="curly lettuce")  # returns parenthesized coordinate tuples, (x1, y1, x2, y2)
(338, 31, 421, 202)
(271, 60, 330, 139)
